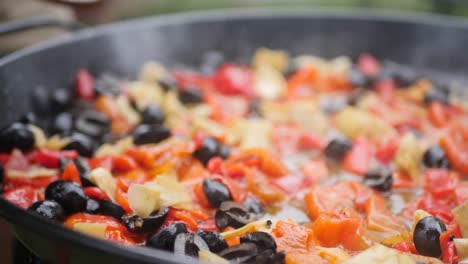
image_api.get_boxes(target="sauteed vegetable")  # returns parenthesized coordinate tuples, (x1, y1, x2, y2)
(2, 48, 468, 264)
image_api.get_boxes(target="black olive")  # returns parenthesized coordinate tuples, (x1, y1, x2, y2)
(28, 200, 65, 222)
(95, 74, 121, 96)
(45, 180, 87, 214)
(0, 123, 35, 152)
(424, 89, 449, 105)
(215, 201, 256, 230)
(122, 207, 169, 233)
(324, 137, 353, 161)
(240, 232, 277, 252)
(63, 133, 95, 157)
(32, 86, 51, 116)
(173, 233, 209, 257)
(203, 179, 232, 208)
(49, 112, 73, 135)
(75, 110, 109, 138)
(147, 222, 188, 251)
(19, 112, 38, 125)
(243, 197, 265, 217)
(218, 242, 258, 263)
(74, 157, 94, 187)
(413, 216, 447, 258)
(132, 124, 171, 145)
(141, 104, 165, 125)
(349, 67, 373, 88)
(98, 200, 125, 220)
(85, 199, 100, 214)
(158, 74, 178, 91)
(196, 229, 228, 253)
(363, 167, 393, 192)
(200, 51, 224, 75)
(193, 137, 229, 165)
(245, 249, 286, 264)
(423, 146, 450, 168)
(178, 87, 203, 104)
(51, 89, 73, 112)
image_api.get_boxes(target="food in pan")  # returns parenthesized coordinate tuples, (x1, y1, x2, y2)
(1, 48, 467, 264)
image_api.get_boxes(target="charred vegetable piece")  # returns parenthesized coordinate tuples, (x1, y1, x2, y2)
(324, 137, 353, 161)
(147, 222, 188, 251)
(45, 180, 87, 214)
(178, 87, 203, 104)
(240, 232, 277, 252)
(193, 137, 230, 165)
(243, 197, 265, 217)
(218, 242, 258, 263)
(63, 133, 95, 157)
(75, 110, 109, 138)
(122, 207, 169, 233)
(215, 201, 255, 230)
(423, 146, 450, 168)
(173, 233, 209, 257)
(423, 89, 449, 105)
(141, 104, 165, 125)
(0, 122, 35, 152)
(203, 179, 232, 208)
(132, 124, 171, 145)
(363, 167, 393, 192)
(28, 200, 65, 222)
(197, 229, 228, 253)
(51, 89, 73, 112)
(50, 112, 73, 135)
(413, 216, 447, 258)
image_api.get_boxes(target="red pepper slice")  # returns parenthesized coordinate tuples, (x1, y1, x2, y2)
(83, 187, 110, 201)
(112, 155, 138, 173)
(440, 122, 468, 175)
(32, 149, 78, 169)
(75, 69, 95, 100)
(213, 64, 254, 98)
(424, 169, 459, 199)
(62, 163, 82, 185)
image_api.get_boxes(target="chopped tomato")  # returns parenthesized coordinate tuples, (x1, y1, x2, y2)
(364, 195, 406, 233)
(204, 93, 249, 122)
(75, 69, 95, 100)
(424, 169, 459, 199)
(357, 53, 381, 77)
(32, 150, 78, 169)
(213, 64, 254, 98)
(4, 176, 59, 189)
(272, 221, 316, 253)
(88, 156, 113, 171)
(375, 135, 399, 164)
(297, 132, 323, 151)
(304, 182, 355, 219)
(112, 155, 138, 173)
(440, 122, 468, 175)
(126, 148, 155, 169)
(245, 171, 285, 205)
(417, 195, 454, 224)
(83, 187, 110, 201)
(240, 148, 288, 178)
(287, 67, 317, 98)
(3, 186, 39, 209)
(342, 136, 371, 176)
(300, 159, 329, 186)
(286, 253, 325, 264)
(273, 174, 307, 194)
(392, 241, 417, 254)
(440, 223, 461, 264)
(62, 163, 81, 185)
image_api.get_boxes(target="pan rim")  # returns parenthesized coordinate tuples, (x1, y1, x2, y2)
(1, 7, 468, 264)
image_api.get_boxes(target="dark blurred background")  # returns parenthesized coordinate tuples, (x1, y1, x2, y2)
(0, 0, 467, 263)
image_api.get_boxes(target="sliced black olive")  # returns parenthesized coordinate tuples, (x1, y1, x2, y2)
(173, 233, 209, 257)
(349, 67, 373, 88)
(147, 222, 188, 251)
(75, 110, 110, 138)
(423, 146, 450, 168)
(200, 51, 224, 75)
(19, 112, 38, 125)
(85, 199, 100, 214)
(363, 167, 393, 192)
(423, 89, 449, 106)
(0, 122, 35, 152)
(132, 124, 171, 145)
(218, 242, 258, 262)
(178, 87, 203, 104)
(158, 74, 178, 91)
(240, 232, 277, 252)
(63, 133, 95, 157)
(98, 200, 125, 220)
(141, 104, 165, 125)
(203, 179, 232, 208)
(243, 197, 265, 217)
(196, 229, 228, 253)
(49, 112, 73, 135)
(28, 200, 65, 222)
(51, 89, 73, 112)
(243, 249, 286, 264)
(45, 180, 87, 214)
(413, 216, 447, 258)
(74, 157, 94, 187)
(324, 137, 352, 161)
(122, 207, 169, 233)
(193, 137, 229, 165)
(95, 74, 121, 96)
(215, 201, 256, 230)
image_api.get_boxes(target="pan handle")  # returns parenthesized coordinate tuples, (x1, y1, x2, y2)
(0, 16, 84, 36)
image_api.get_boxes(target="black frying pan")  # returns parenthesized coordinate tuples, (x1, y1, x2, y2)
(1, 8, 468, 264)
